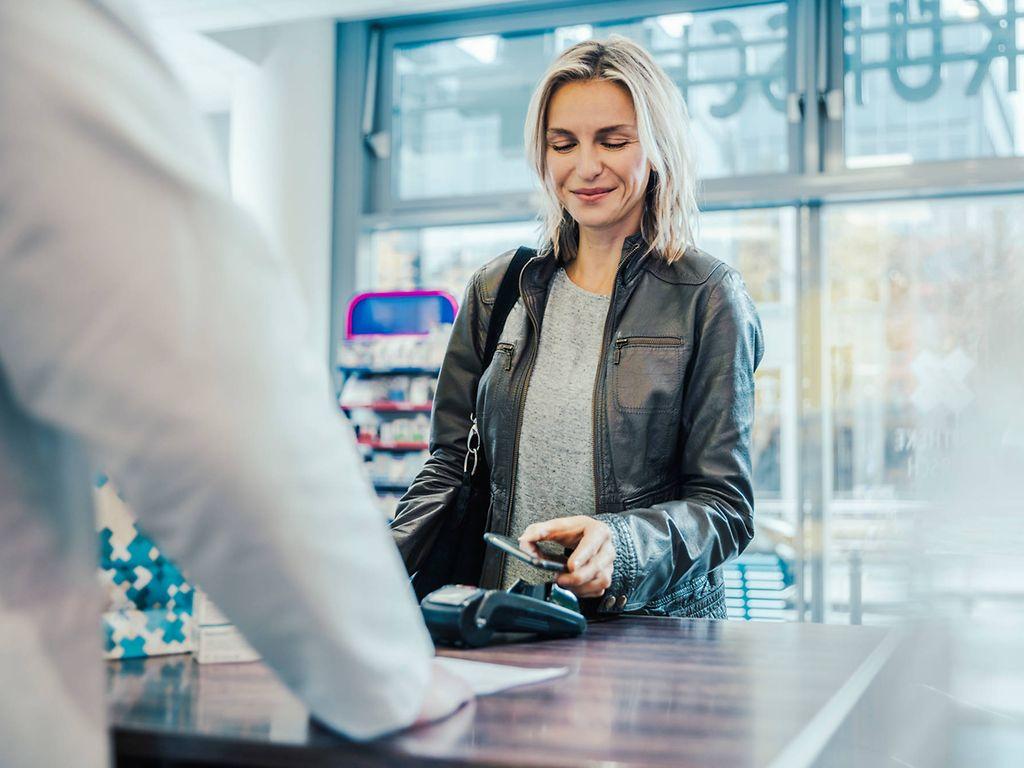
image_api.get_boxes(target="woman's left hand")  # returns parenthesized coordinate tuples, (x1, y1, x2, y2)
(518, 516, 616, 598)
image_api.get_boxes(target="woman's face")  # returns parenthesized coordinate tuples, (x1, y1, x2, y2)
(545, 79, 651, 238)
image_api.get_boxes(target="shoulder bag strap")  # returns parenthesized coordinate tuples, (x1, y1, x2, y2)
(481, 246, 536, 369)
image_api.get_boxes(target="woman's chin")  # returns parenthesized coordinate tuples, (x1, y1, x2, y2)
(567, 208, 620, 231)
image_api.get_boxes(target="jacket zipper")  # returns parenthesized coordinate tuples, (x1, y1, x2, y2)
(501, 255, 544, 551)
(591, 249, 637, 516)
(613, 336, 683, 364)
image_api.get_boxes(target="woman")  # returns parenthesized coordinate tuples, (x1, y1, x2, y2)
(391, 36, 763, 618)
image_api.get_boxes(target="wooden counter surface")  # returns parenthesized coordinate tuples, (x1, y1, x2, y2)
(108, 616, 893, 767)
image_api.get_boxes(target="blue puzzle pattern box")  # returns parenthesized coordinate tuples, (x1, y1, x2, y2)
(96, 476, 195, 659)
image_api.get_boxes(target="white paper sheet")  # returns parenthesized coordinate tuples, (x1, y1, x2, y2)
(435, 656, 570, 696)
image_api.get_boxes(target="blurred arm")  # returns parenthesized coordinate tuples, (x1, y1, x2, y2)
(0, 1, 435, 740)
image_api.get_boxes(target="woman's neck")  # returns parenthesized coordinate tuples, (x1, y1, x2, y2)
(564, 226, 638, 296)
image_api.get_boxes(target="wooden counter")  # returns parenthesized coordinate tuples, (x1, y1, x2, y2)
(108, 616, 895, 767)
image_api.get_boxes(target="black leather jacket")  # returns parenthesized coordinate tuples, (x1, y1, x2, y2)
(392, 234, 764, 618)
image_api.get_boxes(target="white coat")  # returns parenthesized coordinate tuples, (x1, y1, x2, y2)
(0, 3, 433, 766)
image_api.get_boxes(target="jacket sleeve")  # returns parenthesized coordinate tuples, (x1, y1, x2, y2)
(390, 268, 487, 572)
(0, 11, 433, 740)
(596, 268, 764, 611)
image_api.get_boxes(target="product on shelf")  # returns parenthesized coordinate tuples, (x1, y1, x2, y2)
(338, 375, 437, 408)
(347, 405, 430, 444)
(337, 290, 456, 512)
(368, 451, 430, 486)
(336, 329, 450, 372)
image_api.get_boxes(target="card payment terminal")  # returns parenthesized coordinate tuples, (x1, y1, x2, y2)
(420, 581, 587, 647)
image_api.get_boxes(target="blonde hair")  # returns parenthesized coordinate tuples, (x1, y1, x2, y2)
(524, 35, 699, 264)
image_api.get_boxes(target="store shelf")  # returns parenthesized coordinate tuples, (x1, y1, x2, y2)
(341, 402, 433, 413)
(359, 440, 429, 452)
(337, 330, 441, 501)
(724, 552, 796, 622)
(372, 480, 413, 494)
(338, 365, 440, 377)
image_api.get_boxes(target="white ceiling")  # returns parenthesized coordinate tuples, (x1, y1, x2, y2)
(138, 0, 528, 32)
(150, 25, 249, 112)
(140, 0, 528, 113)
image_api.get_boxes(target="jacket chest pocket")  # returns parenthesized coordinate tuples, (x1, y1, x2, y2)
(612, 336, 686, 414)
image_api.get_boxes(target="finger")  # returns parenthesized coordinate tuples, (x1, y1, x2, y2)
(595, 543, 616, 568)
(557, 562, 598, 589)
(575, 579, 610, 598)
(517, 539, 541, 558)
(559, 544, 615, 589)
(567, 527, 610, 572)
(557, 568, 611, 597)
(518, 522, 551, 546)
(520, 517, 587, 548)
(558, 549, 612, 589)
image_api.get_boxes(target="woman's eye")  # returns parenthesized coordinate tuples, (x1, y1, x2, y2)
(602, 141, 628, 150)
(550, 143, 576, 153)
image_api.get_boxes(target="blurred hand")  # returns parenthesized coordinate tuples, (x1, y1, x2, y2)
(519, 516, 615, 599)
(413, 658, 475, 728)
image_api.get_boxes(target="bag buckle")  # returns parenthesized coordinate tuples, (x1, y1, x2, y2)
(464, 414, 480, 476)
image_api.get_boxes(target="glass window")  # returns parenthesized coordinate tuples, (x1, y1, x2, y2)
(704, 208, 798, 622)
(392, 36, 545, 200)
(822, 194, 1024, 621)
(360, 221, 539, 299)
(345, 2, 1024, 634)
(594, 4, 790, 178)
(702, 208, 798, 514)
(844, 0, 1024, 167)
(391, 3, 791, 200)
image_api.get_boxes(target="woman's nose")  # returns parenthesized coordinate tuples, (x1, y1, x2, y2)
(575, 145, 602, 180)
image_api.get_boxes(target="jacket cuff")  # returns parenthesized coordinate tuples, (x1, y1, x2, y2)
(594, 513, 637, 614)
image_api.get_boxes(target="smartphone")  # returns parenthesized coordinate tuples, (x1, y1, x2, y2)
(483, 533, 568, 573)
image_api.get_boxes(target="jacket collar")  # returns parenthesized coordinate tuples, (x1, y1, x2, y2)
(523, 232, 652, 296)
(620, 232, 651, 285)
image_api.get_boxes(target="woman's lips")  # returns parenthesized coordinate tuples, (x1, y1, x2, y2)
(573, 188, 614, 203)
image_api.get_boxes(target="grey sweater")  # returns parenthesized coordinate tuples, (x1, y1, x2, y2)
(500, 268, 611, 588)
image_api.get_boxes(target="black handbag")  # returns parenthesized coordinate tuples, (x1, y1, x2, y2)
(408, 246, 535, 601)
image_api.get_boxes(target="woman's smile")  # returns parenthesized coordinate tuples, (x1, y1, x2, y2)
(572, 186, 616, 204)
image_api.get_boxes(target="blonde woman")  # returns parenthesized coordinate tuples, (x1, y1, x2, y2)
(392, 36, 763, 618)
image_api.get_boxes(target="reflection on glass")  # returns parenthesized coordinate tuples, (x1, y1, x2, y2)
(823, 194, 1024, 622)
(392, 5, 790, 200)
(844, 0, 1024, 166)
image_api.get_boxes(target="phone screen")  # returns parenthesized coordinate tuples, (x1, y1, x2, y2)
(483, 533, 568, 572)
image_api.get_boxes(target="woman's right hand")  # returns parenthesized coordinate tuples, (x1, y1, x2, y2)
(519, 516, 616, 599)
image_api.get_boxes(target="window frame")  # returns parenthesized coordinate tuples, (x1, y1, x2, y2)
(370, 0, 800, 218)
(359, 0, 1024, 229)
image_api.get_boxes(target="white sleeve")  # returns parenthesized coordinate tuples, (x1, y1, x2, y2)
(0, 1, 432, 741)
